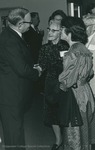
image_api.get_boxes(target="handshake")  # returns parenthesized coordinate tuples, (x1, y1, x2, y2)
(33, 64, 42, 77)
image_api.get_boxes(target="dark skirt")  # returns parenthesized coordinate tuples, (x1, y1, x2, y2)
(44, 88, 83, 127)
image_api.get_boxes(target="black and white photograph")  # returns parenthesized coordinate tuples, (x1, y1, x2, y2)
(0, 0, 95, 150)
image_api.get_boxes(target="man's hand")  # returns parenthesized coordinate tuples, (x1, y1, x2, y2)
(33, 64, 42, 77)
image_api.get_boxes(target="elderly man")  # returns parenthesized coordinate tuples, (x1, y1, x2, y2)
(0, 7, 41, 150)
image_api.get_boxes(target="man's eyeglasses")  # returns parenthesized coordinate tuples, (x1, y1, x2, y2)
(22, 21, 32, 24)
(19, 21, 32, 25)
(47, 27, 61, 33)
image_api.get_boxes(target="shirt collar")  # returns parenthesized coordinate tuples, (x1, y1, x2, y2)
(13, 29, 22, 37)
(31, 24, 35, 30)
(10, 27, 22, 37)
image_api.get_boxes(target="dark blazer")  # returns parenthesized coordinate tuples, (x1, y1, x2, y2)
(23, 26, 43, 63)
(0, 27, 39, 107)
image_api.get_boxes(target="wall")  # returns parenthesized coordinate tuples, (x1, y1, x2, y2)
(82, 0, 95, 15)
(0, 0, 67, 43)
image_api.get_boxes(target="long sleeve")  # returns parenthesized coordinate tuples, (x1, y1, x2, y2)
(0, 36, 39, 81)
(59, 43, 94, 90)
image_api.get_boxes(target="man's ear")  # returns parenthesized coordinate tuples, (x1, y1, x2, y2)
(18, 22, 23, 30)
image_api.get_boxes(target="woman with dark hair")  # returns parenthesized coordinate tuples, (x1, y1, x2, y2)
(59, 16, 95, 150)
(48, 9, 66, 25)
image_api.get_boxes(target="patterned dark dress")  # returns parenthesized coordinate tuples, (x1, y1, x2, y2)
(38, 40, 69, 126)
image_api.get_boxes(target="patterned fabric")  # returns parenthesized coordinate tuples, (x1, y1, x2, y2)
(59, 42, 95, 150)
(64, 119, 91, 150)
(38, 40, 69, 126)
(39, 40, 69, 79)
(64, 124, 81, 150)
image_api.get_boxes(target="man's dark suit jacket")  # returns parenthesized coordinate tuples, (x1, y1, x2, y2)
(0, 27, 39, 107)
(23, 26, 43, 64)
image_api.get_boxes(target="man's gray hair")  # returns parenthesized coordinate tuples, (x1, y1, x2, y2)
(8, 7, 29, 25)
